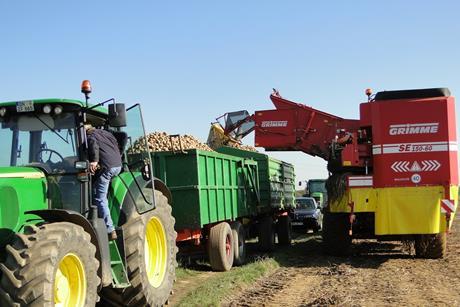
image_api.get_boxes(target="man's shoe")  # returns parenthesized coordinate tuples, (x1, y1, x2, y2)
(109, 231, 118, 241)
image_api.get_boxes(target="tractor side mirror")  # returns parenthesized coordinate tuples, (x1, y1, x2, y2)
(108, 103, 127, 127)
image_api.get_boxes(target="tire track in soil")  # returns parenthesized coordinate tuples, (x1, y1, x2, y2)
(225, 268, 300, 307)
(225, 212, 460, 307)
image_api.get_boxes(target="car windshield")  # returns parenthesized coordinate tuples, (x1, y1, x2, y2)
(0, 113, 78, 173)
(296, 198, 316, 210)
(308, 181, 326, 193)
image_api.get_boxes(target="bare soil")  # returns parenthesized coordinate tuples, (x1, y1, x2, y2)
(227, 213, 460, 306)
(172, 212, 460, 306)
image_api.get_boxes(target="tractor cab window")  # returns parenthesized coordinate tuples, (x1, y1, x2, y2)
(122, 104, 155, 213)
(0, 113, 78, 172)
(0, 112, 80, 211)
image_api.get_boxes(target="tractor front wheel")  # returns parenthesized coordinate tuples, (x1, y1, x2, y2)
(102, 190, 177, 306)
(0, 222, 99, 307)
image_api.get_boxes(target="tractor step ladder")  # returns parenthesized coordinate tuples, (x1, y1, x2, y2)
(109, 240, 130, 288)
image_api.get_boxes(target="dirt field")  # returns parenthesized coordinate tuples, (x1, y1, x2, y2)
(172, 212, 460, 306)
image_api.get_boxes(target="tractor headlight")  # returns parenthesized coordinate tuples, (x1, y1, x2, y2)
(0, 107, 6, 117)
(54, 105, 63, 115)
(43, 104, 52, 114)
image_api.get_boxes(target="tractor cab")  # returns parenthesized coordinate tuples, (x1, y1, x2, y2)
(0, 97, 153, 218)
(0, 103, 83, 212)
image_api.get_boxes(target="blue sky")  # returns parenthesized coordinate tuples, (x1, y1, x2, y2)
(1, 1, 459, 183)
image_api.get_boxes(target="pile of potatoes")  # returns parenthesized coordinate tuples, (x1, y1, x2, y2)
(129, 131, 213, 153)
(129, 131, 258, 154)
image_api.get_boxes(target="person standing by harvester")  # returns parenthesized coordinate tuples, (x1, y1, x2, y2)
(86, 124, 122, 240)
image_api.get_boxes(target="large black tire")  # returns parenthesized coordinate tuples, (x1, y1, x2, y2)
(277, 215, 292, 246)
(322, 212, 352, 256)
(231, 222, 246, 266)
(0, 222, 100, 306)
(258, 216, 275, 252)
(102, 190, 177, 306)
(415, 233, 446, 259)
(208, 222, 234, 271)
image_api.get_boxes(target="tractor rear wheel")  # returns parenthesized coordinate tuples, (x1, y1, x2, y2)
(415, 233, 446, 259)
(258, 216, 275, 252)
(0, 222, 99, 307)
(208, 222, 234, 271)
(231, 222, 246, 266)
(277, 215, 292, 246)
(322, 212, 352, 256)
(102, 190, 177, 306)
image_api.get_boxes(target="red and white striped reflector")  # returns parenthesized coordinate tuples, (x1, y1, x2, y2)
(441, 199, 456, 214)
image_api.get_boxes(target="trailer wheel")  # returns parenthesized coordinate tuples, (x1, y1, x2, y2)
(277, 215, 292, 246)
(258, 216, 275, 252)
(231, 222, 246, 266)
(322, 212, 351, 256)
(0, 222, 99, 306)
(208, 222, 234, 271)
(102, 190, 177, 306)
(415, 233, 446, 259)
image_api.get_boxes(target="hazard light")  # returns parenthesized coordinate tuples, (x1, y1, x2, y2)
(81, 80, 92, 94)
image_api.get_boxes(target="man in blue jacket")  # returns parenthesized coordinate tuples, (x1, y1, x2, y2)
(86, 124, 122, 240)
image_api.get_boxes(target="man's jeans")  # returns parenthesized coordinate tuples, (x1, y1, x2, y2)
(93, 166, 121, 233)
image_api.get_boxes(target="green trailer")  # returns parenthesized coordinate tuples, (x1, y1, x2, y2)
(152, 149, 259, 230)
(216, 146, 296, 211)
(151, 148, 295, 271)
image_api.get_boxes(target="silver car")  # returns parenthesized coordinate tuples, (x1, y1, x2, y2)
(291, 197, 323, 232)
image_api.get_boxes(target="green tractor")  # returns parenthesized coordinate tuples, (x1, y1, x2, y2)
(304, 179, 327, 207)
(0, 81, 177, 306)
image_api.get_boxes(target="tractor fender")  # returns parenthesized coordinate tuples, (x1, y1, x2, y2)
(26, 209, 112, 288)
(118, 177, 172, 222)
(154, 177, 172, 204)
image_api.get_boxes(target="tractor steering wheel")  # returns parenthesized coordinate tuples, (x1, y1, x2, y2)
(37, 148, 65, 164)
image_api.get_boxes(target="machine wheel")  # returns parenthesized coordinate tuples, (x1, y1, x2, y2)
(258, 216, 275, 252)
(231, 222, 246, 266)
(322, 212, 351, 256)
(208, 222, 234, 271)
(415, 233, 446, 259)
(102, 190, 177, 306)
(0, 222, 99, 307)
(277, 215, 292, 246)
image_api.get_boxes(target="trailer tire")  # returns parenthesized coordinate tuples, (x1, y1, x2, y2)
(277, 215, 292, 246)
(415, 233, 446, 259)
(258, 216, 275, 252)
(322, 212, 351, 256)
(0, 222, 99, 307)
(102, 190, 177, 306)
(231, 222, 246, 266)
(208, 222, 234, 271)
